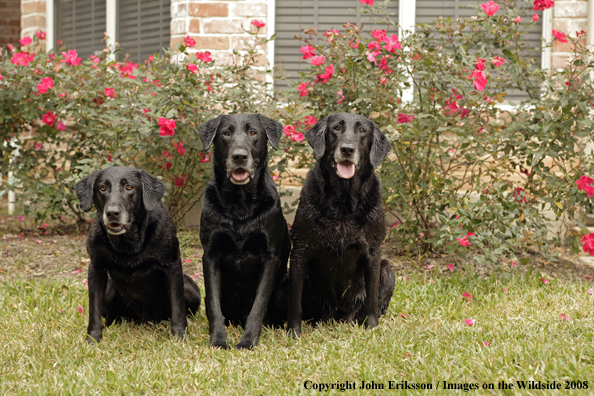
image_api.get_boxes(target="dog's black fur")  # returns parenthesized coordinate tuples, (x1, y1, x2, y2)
(75, 166, 201, 344)
(287, 113, 395, 337)
(198, 114, 290, 349)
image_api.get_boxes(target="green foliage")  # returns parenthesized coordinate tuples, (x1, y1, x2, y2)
(279, 0, 594, 258)
(0, 30, 277, 224)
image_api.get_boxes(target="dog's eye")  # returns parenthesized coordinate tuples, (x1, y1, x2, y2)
(126, 185, 133, 191)
(223, 131, 230, 137)
(334, 125, 341, 131)
(100, 186, 106, 192)
(359, 127, 366, 133)
(250, 130, 257, 136)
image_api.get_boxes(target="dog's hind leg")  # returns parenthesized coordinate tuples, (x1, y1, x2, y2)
(102, 278, 138, 326)
(183, 274, 201, 316)
(378, 259, 395, 317)
(264, 269, 288, 327)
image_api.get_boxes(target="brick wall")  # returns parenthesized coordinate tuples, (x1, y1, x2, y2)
(170, 0, 269, 65)
(0, 0, 21, 47)
(551, 0, 588, 68)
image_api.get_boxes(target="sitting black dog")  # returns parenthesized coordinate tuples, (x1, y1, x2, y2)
(75, 166, 201, 344)
(198, 114, 290, 349)
(287, 113, 395, 337)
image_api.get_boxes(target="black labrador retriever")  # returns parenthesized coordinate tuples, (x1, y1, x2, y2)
(287, 113, 395, 337)
(198, 114, 290, 349)
(75, 166, 201, 344)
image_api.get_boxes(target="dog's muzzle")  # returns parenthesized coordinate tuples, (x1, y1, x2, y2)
(228, 167, 254, 185)
(226, 148, 256, 185)
(334, 145, 359, 179)
(103, 210, 129, 235)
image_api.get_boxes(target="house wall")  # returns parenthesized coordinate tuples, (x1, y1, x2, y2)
(0, 0, 22, 47)
(552, 0, 588, 68)
(169, 0, 269, 66)
(16, 1, 586, 71)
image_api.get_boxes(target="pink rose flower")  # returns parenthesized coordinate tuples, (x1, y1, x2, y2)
(310, 55, 326, 66)
(196, 51, 213, 63)
(300, 45, 316, 60)
(60, 50, 81, 66)
(158, 117, 176, 137)
(42, 111, 57, 126)
(104, 87, 117, 98)
(480, 1, 499, 16)
(552, 30, 568, 43)
(491, 56, 505, 67)
(184, 35, 196, 47)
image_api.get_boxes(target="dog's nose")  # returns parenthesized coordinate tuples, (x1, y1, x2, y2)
(340, 144, 356, 156)
(231, 148, 249, 163)
(106, 207, 120, 220)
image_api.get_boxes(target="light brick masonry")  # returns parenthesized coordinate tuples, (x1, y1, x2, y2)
(20, 0, 45, 42)
(551, 0, 588, 68)
(170, 0, 269, 66)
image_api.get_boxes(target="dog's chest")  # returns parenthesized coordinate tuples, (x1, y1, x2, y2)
(210, 229, 270, 269)
(313, 216, 368, 254)
(109, 266, 166, 302)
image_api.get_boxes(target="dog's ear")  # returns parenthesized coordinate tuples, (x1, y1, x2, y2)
(370, 121, 391, 167)
(198, 115, 223, 150)
(75, 170, 102, 212)
(305, 117, 328, 159)
(140, 170, 166, 212)
(257, 114, 282, 150)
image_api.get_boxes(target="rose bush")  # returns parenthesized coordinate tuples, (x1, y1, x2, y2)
(0, 26, 277, 225)
(277, 0, 594, 261)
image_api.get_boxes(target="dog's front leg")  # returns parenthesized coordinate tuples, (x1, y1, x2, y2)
(362, 249, 381, 329)
(167, 262, 188, 340)
(287, 247, 307, 338)
(236, 255, 278, 349)
(87, 263, 108, 344)
(203, 253, 227, 349)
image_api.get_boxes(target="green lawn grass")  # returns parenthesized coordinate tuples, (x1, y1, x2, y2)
(1, 270, 593, 395)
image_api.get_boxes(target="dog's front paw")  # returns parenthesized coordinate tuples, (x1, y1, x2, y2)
(210, 333, 228, 349)
(287, 326, 301, 339)
(364, 316, 379, 330)
(236, 333, 258, 350)
(172, 326, 187, 340)
(86, 330, 102, 345)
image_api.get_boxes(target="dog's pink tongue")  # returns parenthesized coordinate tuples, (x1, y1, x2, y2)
(232, 169, 249, 181)
(337, 161, 355, 179)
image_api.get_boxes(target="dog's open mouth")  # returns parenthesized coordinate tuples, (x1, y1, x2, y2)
(230, 168, 252, 185)
(106, 222, 126, 235)
(336, 161, 356, 179)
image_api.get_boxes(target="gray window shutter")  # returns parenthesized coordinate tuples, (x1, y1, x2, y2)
(415, 1, 544, 100)
(274, 0, 399, 90)
(54, 0, 106, 59)
(117, 0, 171, 64)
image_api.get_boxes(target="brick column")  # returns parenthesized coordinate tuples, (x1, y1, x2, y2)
(0, 0, 21, 47)
(552, 0, 588, 68)
(21, 0, 47, 39)
(170, 0, 269, 65)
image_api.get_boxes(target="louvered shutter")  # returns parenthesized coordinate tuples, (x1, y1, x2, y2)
(274, 0, 399, 90)
(415, 1, 544, 100)
(55, 0, 106, 59)
(117, 0, 170, 64)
